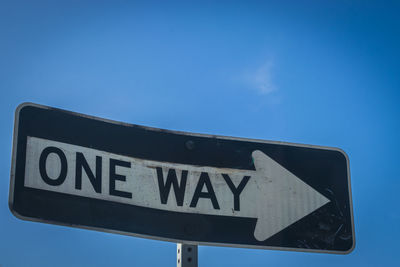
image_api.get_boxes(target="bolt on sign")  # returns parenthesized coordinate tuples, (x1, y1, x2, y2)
(9, 103, 355, 254)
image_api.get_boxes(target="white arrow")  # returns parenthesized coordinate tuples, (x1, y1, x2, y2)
(24, 137, 330, 241)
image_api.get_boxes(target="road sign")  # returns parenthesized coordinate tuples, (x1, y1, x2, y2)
(9, 103, 355, 254)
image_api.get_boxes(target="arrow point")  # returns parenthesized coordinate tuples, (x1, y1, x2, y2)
(251, 150, 330, 241)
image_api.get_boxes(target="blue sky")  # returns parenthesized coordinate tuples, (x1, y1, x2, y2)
(1, 0, 399, 266)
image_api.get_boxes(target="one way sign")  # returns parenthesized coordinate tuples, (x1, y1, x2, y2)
(9, 103, 355, 254)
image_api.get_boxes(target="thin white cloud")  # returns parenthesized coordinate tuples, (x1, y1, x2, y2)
(244, 61, 277, 95)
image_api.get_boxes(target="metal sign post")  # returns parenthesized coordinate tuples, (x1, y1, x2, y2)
(177, 243, 198, 267)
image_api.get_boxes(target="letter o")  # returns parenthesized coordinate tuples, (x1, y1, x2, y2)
(39, 146, 68, 186)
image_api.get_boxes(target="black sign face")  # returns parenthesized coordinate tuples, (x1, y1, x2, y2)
(9, 103, 355, 254)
